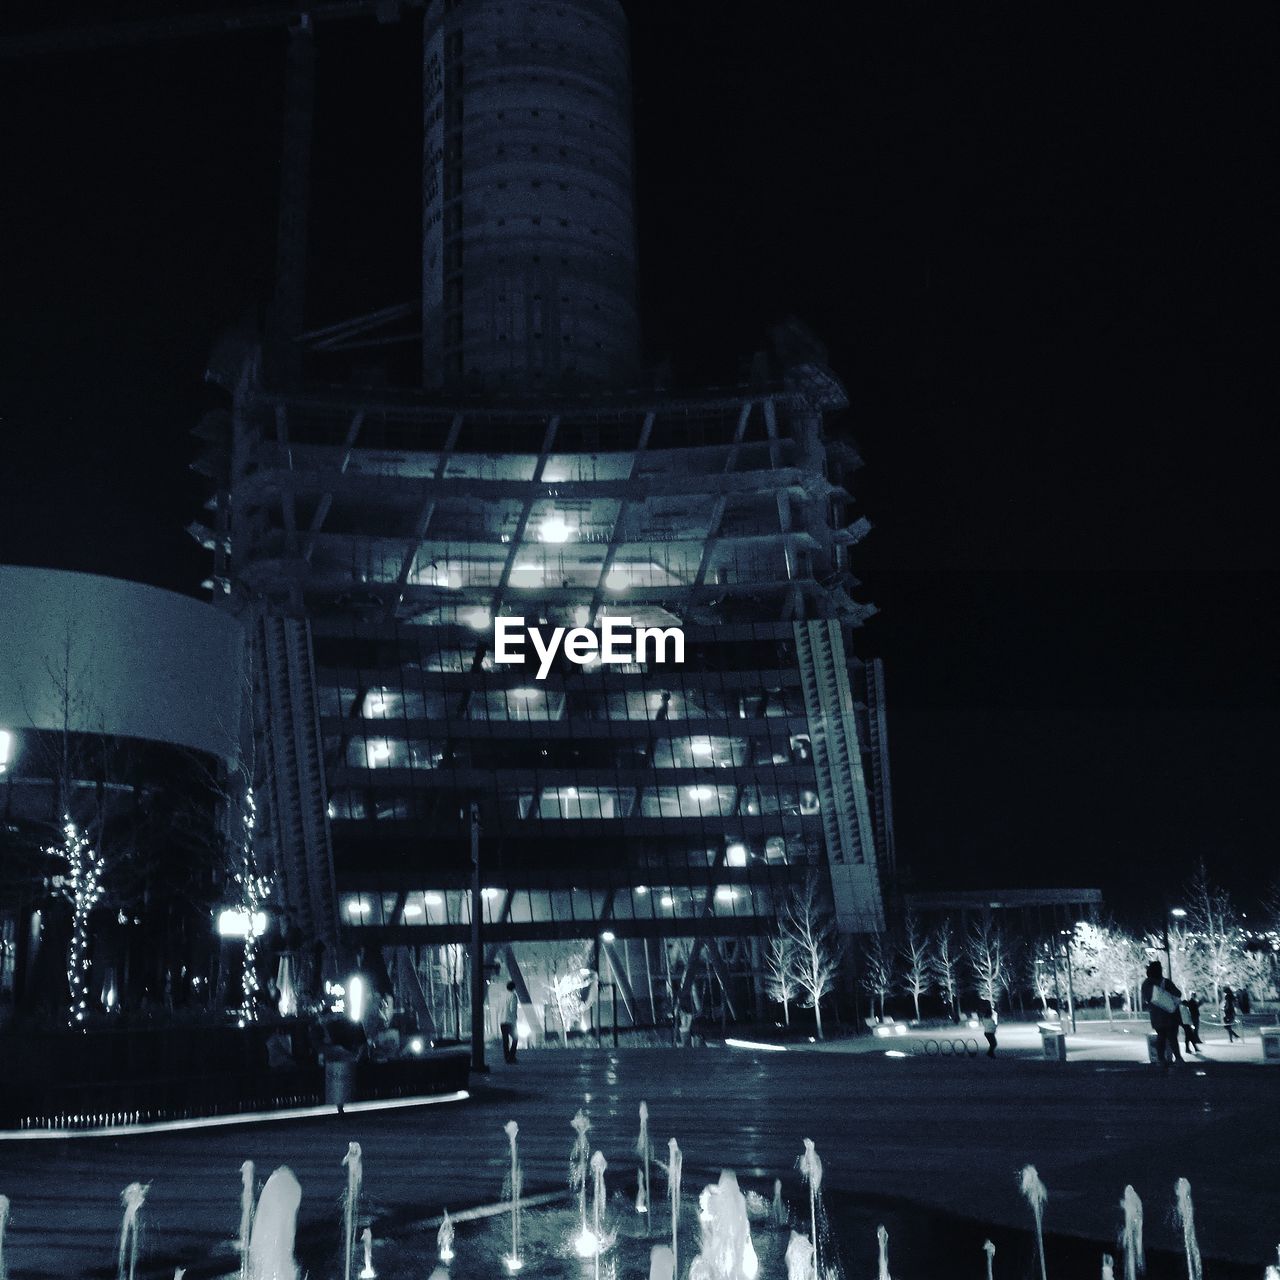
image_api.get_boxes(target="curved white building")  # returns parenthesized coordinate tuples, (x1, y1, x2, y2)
(0, 566, 244, 764)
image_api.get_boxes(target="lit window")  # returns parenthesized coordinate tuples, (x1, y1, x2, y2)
(539, 513, 575, 543)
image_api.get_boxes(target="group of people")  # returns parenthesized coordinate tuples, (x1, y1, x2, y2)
(1141, 959, 1248, 1066)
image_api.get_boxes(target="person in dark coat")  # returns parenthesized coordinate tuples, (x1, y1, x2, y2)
(1181, 993, 1202, 1054)
(1141, 960, 1183, 1067)
(1222, 987, 1241, 1041)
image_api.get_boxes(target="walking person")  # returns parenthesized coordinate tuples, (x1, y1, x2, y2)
(1177, 993, 1198, 1054)
(981, 1002, 998, 1058)
(1182, 993, 1202, 1054)
(1141, 960, 1184, 1068)
(1222, 987, 1241, 1042)
(500, 981, 520, 1063)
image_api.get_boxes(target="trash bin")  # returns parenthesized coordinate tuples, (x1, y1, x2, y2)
(1147, 1031, 1161, 1063)
(325, 1057, 357, 1110)
(1039, 1026, 1067, 1062)
(1261, 1026, 1280, 1062)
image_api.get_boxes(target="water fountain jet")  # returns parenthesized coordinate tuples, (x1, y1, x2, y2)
(342, 1143, 363, 1280)
(1019, 1165, 1048, 1280)
(117, 1182, 148, 1280)
(1173, 1179, 1201, 1280)
(1101, 1252, 1115, 1280)
(571, 1112, 592, 1255)
(637, 1102, 651, 1217)
(785, 1231, 814, 1280)
(0, 1192, 10, 1280)
(876, 1224, 890, 1280)
(982, 1239, 995, 1280)
(358, 1226, 376, 1278)
(437, 1209, 455, 1263)
(668, 1140, 683, 1280)
(504, 1120, 523, 1273)
(1120, 1185, 1143, 1280)
(689, 1171, 758, 1280)
(590, 1151, 612, 1280)
(798, 1140, 823, 1280)
(239, 1161, 255, 1280)
(247, 1166, 301, 1280)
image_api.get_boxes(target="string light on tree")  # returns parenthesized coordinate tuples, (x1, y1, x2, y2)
(48, 817, 105, 1029)
(232, 787, 272, 1025)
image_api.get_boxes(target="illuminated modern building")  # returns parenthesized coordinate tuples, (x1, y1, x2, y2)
(196, 0, 893, 1030)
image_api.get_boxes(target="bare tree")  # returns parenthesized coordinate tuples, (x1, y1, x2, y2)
(899, 911, 931, 1022)
(966, 915, 1007, 1011)
(780, 876, 843, 1039)
(764, 930, 800, 1027)
(859, 931, 895, 1023)
(1029, 943, 1056, 1016)
(930, 918, 960, 1021)
(1182, 862, 1242, 1007)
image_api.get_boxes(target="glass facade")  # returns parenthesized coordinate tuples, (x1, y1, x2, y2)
(210, 384, 894, 1025)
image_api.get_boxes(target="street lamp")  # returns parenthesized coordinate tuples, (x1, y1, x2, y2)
(1164, 907, 1187, 984)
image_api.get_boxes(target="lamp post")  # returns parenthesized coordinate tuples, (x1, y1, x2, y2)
(1164, 906, 1187, 985)
(469, 802, 488, 1073)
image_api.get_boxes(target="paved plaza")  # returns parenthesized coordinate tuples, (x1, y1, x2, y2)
(0, 1040, 1275, 1277)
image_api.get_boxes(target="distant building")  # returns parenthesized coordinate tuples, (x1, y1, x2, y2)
(196, 0, 893, 1031)
(902, 888, 1103, 937)
(0, 566, 244, 1013)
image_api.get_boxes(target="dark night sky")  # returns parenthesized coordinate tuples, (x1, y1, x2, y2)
(2, 4, 1277, 921)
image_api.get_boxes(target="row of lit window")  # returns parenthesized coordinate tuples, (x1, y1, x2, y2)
(338, 882, 785, 928)
(332, 732, 813, 771)
(320, 685, 808, 723)
(327, 784, 821, 822)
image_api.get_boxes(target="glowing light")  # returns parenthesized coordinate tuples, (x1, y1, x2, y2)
(635, 884, 648, 895)
(462, 607, 492, 630)
(439, 1248, 455, 1263)
(600, 930, 616, 942)
(512, 687, 541, 699)
(425, 892, 444, 905)
(538, 514, 574, 543)
(0, 728, 12, 774)
(217, 909, 268, 938)
(688, 786, 714, 801)
(504, 1255, 524, 1273)
(347, 900, 372, 919)
(726, 842, 748, 867)
(1170, 907, 1187, 918)
(348, 975, 367, 1024)
(884, 1050, 908, 1059)
(691, 738, 714, 757)
(408, 1037, 424, 1054)
(573, 1229, 600, 1258)
(725, 1038, 787, 1052)
(660, 894, 674, 909)
(368, 740, 392, 764)
(482, 887, 501, 899)
(403, 902, 424, 920)
(715, 887, 737, 902)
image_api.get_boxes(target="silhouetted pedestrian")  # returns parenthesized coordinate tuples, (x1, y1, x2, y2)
(500, 981, 519, 1063)
(1141, 960, 1183, 1067)
(1181, 994, 1202, 1054)
(981, 1002, 998, 1057)
(1223, 987, 1241, 1042)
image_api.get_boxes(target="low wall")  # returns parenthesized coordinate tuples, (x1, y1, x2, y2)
(0, 1024, 469, 1130)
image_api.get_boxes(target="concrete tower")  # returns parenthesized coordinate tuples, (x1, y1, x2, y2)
(422, 0, 640, 391)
